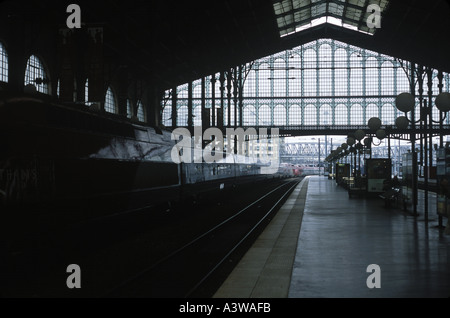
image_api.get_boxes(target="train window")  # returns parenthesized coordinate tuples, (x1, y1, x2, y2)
(104, 87, 117, 113)
(25, 55, 49, 94)
(0, 42, 8, 82)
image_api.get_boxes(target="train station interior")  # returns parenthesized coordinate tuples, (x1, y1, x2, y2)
(1, 0, 450, 300)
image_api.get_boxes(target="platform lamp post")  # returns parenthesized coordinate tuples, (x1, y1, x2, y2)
(367, 117, 389, 157)
(347, 136, 356, 177)
(395, 92, 419, 215)
(395, 91, 450, 218)
(341, 143, 349, 165)
(353, 129, 366, 176)
(434, 92, 450, 229)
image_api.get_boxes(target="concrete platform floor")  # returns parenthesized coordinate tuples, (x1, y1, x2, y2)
(214, 176, 450, 298)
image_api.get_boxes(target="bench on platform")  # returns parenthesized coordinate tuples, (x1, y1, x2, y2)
(379, 187, 401, 207)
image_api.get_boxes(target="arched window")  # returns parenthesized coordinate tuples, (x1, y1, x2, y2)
(365, 57, 379, 95)
(288, 54, 301, 97)
(350, 104, 363, 125)
(381, 104, 395, 125)
(319, 104, 332, 125)
(193, 106, 202, 126)
(104, 87, 116, 113)
(349, 53, 363, 96)
(137, 100, 145, 122)
(177, 84, 189, 99)
(318, 44, 332, 96)
(177, 106, 188, 126)
(243, 105, 256, 126)
(273, 59, 286, 97)
(0, 42, 8, 82)
(304, 49, 317, 96)
(273, 105, 286, 126)
(127, 99, 132, 118)
(214, 73, 222, 99)
(289, 105, 301, 125)
(304, 105, 317, 125)
(85, 79, 92, 106)
(193, 82, 202, 99)
(25, 55, 49, 94)
(365, 104, 379, 123)
(258, 63, 271, 97)
(334, 49, 348, 96)
(381, 61, 394, 95)
(258, 105, 271, 126)
(162, 103, 172, 126)
(228, 105, 240, 126)
(243, 70, 256, 97)
(334, 104, 348, 125)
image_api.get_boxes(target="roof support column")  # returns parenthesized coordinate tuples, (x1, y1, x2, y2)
(233, 67, 238, 127)
(410, 62, 418, 216)
(87, 27, 104, 107)
(227, 71, 232, 127)
(188, 81, 193, 128)
(438, 70, 444, 147)
(116, 68, 128, 118)
(218, 71, 225, 129)
(58, 29, 75, 102)
(201, 76, 209, 129)
(238, 65, 244, 127)
(211, 74, 216, 127)
(146, 85, 161, 128)
(171, 86, 177, 127)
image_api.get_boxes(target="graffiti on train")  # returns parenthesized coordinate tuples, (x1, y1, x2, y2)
(0, 159, 38, 204)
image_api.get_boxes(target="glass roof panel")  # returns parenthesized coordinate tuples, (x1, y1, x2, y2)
(345, 7, 363, 21)
(311, 3, 328, 18)
(328, 3, 344, 16)
(274, 0, 390, 37)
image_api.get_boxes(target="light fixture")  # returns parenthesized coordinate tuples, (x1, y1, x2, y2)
(435, 92, 450, 112)
(368, 117, 381, 131)
(376, 129, 387, 140)
(364, 137, 372, 147)
(354, 129, 365, 141)
(395, 92, 415, 113)
(347, 137, 355, 146)
(395, 116, 409, 129)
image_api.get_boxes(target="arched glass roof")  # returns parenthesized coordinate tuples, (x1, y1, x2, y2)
(272, 0, 390, 37)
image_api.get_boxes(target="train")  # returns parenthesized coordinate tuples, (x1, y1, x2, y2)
(278, 163, 303, 177)
(0, 93, 301, 246)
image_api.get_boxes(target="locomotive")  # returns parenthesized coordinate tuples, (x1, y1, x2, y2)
(0, 93, 296, 245)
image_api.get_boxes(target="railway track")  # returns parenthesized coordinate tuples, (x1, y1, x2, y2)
(1, 177, 302, 297)
(105, 178, 301, 298)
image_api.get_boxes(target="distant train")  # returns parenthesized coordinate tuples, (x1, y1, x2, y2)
(0, 94, 300, 241)
(278, 163, 303, 177)
(298, 165, 322, 176)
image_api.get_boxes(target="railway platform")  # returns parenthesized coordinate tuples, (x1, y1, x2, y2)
(214, 175, 450, 298)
